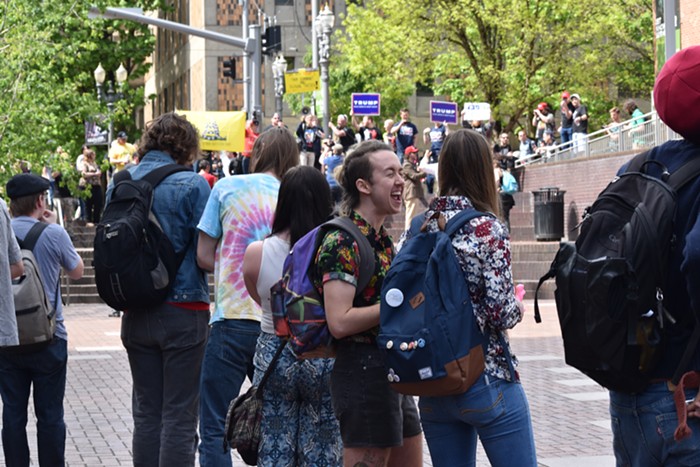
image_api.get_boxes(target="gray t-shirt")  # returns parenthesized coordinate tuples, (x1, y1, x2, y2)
(11, 216, 81, 341)
(0, 200, 21, 346)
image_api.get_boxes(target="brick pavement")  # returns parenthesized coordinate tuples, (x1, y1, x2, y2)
(0, 300, 615, 466)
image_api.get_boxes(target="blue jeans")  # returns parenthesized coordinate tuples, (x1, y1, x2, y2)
(121, 304, 209, 467)
(610, 382, 700, 466)
(560, 127, 573, 148)
(198, 319, 260, 467)
(0, 337, 68, 467)
(419, 372, 537, 467)
(253, 332, 341, 466)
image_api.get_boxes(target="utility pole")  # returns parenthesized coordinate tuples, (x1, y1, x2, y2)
(88, 6, 261, 118)
(663, 0, 677, 63)
(241, 0, 249, 114)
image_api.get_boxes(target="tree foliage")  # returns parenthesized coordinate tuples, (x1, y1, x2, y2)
(0, 0, 167, 194)
(333, 0, 654, 134)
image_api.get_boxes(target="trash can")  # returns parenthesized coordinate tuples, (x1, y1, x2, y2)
(532, 187, 566, 241)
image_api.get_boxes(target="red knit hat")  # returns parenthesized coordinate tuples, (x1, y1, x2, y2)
(654, 46, 700, 144)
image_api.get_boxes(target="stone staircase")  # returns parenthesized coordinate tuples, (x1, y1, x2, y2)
(62, 211, 561, 304)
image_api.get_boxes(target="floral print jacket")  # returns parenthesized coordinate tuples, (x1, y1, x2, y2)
(398, 196, 523, 382)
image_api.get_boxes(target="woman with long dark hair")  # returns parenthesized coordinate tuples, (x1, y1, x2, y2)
(242, 166, 341, 466)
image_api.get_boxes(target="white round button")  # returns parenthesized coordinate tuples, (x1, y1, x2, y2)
(385, 288, 404, 307)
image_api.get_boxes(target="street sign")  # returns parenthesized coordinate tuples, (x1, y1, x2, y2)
(429, 100, 458, 124)
(351, 93, 381, 116)
(85, 116, 109, 146)
(284, 69, 320, 94)
(462, 102, 491, 122)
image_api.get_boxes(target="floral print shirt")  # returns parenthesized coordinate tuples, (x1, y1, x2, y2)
(314, 211, 394, 343)
(397, 196, 523, 382)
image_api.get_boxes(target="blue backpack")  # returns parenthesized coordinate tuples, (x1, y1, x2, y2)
(378, 209, 491, 396)
(271, 217, 375, 357)
(501, 170, 518, 194)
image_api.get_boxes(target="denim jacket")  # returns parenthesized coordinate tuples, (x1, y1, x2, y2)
(106, 150, 211, 303)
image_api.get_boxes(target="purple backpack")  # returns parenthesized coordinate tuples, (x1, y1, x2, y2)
(271, 217, 375, 356)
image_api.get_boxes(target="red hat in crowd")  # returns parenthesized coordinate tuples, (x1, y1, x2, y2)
(404, 145, 419, 155)
(654, 45, 700, 144)
(561, 91, 570, 99)
(537, 102, 548, 111)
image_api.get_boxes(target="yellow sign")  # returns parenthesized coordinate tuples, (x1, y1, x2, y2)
(284, 69, 321, 94)
(177, 110, 246, 152)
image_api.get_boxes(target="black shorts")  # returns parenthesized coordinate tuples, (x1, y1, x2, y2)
(330, 341, 422, 448)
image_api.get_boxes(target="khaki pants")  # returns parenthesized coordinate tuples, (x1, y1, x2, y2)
(300, 151, 315, 167)
(404, 197, 427, 229)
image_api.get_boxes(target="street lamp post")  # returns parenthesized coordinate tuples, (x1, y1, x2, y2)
(272, 54, 287, 119)
(314, 5, 334, 132)
(94, 63, 128, 147)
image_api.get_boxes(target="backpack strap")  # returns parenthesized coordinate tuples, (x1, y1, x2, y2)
(17, 221, 49, 251)
(255, 340, 287, 397)
(322, 217, 376, 295)
(141, 164, 192, 188)
(141, 164, 194, 266)
(667, 157, 700, 192)
(16, 221, 60, 312)
(443, 209, 487, 237)
(408, 212, 427, 237)
(624, 150, 652, 173)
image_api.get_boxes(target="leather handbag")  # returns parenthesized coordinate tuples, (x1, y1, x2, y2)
(223, 341, 286, 465)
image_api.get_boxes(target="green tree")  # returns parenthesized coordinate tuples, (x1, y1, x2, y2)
(334, 0, 654, 135)
(0, 0, 166, 194)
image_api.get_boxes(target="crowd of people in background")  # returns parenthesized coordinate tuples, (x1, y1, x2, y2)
(19, 89, 651, 244)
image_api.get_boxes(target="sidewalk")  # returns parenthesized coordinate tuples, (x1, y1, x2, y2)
(0, 300, 615, 466)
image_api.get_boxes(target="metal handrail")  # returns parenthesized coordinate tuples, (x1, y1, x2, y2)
(515, 111, 682, 168)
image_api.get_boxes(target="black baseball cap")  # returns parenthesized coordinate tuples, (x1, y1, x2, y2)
(6, 174, 50, 199)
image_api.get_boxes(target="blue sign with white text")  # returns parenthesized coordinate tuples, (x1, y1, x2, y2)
(351, 93, 381, 116)
(430, 101, 459, 124)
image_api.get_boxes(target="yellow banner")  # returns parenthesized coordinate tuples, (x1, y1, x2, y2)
(284, 69, 320, 94)
(177, 111, 246, 152)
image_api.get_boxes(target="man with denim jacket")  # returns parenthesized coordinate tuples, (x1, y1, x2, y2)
(107, 113, 211, 467)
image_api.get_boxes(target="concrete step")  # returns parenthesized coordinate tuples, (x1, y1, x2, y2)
(511, 261, 554, 282)
(511, 242, 560, 262)
(519, 279, 556, 300)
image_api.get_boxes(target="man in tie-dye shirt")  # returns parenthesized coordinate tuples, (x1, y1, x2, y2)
(196, 128, 299, 466)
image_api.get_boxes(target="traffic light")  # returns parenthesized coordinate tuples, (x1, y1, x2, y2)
(222, 57, 235, 80)
(262, 25, 281, 56)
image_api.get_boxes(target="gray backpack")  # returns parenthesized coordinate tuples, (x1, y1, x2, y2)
(7, 222, 58, 352)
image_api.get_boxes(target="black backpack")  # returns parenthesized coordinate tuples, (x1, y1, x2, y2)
(535, 151, 700, 393)
(94, 165, 191, 311)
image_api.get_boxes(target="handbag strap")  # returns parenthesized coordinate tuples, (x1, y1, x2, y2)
(255, 340, 287, 397)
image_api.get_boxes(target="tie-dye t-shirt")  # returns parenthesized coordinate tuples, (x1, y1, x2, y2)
(197, 173, 280, 323)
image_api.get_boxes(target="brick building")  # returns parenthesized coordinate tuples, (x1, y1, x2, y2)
(142, 0, 346, 122)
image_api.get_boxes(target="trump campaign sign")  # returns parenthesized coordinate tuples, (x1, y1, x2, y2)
(430, 101, 459, 124)
(351, 93, 381, 116)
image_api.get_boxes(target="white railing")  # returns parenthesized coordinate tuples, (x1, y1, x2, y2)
(516, 111, 682, 167)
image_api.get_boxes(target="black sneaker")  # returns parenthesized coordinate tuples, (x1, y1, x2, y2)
(108, 310, 121, 318)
